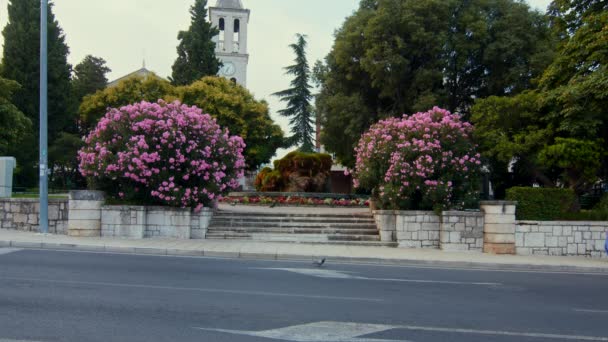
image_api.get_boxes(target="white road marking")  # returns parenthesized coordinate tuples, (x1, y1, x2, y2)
(574, 308, 608, 314)
(259, 268, 501, 286)
(394, 324, 608, 341)
(0, 276, 381, 302)
(0, 248, 21, 255)
(194, 321, 608, 341)
(195, 321, 409, 342)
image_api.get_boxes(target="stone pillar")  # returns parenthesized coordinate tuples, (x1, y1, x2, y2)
(0, 157, 16, 198)
(373, 210, 396, 242)
(481, 201, 517, 254)
(191, 208, 214, 239)
(68, 190, 104, 237)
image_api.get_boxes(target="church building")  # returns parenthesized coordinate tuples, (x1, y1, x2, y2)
(209, 0, 250, 87)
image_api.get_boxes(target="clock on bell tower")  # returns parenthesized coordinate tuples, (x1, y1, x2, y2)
(210, 0, 250, 87)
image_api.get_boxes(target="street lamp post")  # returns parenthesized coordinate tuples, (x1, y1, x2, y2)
(39, 0, 48, 234)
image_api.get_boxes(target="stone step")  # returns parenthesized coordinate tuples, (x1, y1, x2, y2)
(213, 211, 373, 219)
(208, 220, 377, 229)
(207, 227, 379, 235)
(211, 216, 376, 224)
(205, 232, 382, 242)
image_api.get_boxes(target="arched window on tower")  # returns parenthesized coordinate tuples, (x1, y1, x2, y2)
(218, 18, 225, 51)
(233, 19, 240, 52)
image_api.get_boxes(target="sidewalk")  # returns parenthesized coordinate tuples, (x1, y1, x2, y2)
(1, 229, 607, 273)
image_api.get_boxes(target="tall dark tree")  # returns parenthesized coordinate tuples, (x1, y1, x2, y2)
(1, 0, 73, 186)
(72, 55, 111, 102)
(171, 0, 221, 85)
(315, 0, 553, 167)
(0, 77, 31, 156)
(273, 34, 315, 152)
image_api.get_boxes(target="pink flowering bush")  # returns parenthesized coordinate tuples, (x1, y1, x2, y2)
(78, 100, 246, 210)
(353, 107, 481, 211)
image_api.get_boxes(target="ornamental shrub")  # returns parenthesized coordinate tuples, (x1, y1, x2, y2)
(353, 107, 481, 211)
(506, 187, 576, 220)
(78, 100, 246, 210)
(254, 151, 332, 192)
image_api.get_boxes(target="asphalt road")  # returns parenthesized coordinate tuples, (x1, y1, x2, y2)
(0, 248, 607, 342)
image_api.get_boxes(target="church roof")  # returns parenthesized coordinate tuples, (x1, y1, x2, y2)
(215, 0, 244, 9)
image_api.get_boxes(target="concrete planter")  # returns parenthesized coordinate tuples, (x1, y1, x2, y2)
(68, 190, 104, 237)
(395, 211, 440, 249)
(101, 205, 146, 238)
(373, 210, 396, 242)
(101, 205, 214, 239)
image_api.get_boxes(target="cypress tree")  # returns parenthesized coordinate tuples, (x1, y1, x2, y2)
(1, 0, 73, 186)
(273, 34, 315, 152)
(171, 0, 221, 85)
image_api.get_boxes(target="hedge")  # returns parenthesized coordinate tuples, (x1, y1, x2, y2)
(506, 187, 576, 220)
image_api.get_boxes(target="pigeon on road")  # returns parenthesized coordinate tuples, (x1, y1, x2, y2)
(313, 258, 326, 267)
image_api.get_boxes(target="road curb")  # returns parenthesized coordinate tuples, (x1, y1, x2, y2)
(2, 239, 608, 274)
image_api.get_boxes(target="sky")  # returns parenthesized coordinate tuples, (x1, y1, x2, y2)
(0, 0, 553, 159)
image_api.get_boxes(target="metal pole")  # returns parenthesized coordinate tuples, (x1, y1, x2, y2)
(39, 0, 48, 234)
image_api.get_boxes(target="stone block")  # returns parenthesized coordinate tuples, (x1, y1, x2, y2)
(27, 214, 38, 224)
(524, 233, 546, 247)
(484, 242, 516, 255)
(567, 244, 577, 255)
(399, 240, 422, 248)
(68, 219, 101, 230)
(563, 227, 572, 236)
(574, 232, 582, 243)
(68, 229, 100, 237)
(485, 223, 515, 234)
(517, 247, 532, 255)
(68, 200, 103, 210)
(485, 233, 515, 244)
(69, 209, 102, 221)
(546, 236, 559, 247)
(13, 213, 27, 223)
(553, 226, 563, 236)
(428, 231, 439, 241)
(422, 222, 440, 231)
(115, 224, 145, 238)
(515, 232, 524, 247)
(480, 202, 517, 215)
(484, 215, 516, 224)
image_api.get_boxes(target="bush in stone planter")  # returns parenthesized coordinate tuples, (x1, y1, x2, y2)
(78, 100, 246, 210)
(353, 107, 481, 211)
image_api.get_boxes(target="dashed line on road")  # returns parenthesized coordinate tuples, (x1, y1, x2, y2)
(574, 308, 608, 314)
(0, 276, 383, 303)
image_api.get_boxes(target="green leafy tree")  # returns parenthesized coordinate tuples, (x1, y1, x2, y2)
(79, 75, 177, 131)
(72, 55, 111, 102)
(79, 76, 284, 170)
(0, 77, 31, 156)
(273, 34, 316, 152)
(1, 0, 73, 186)
(171, 0, 221, 85)
(472, 1, 608, 197)
(316, 0, 552, 167)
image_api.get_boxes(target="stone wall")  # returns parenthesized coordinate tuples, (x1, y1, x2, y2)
(395, 211, 441, 249)
(516, 221, 607, 259)
(0, 198, 68, 234)
(440, 211, 484, 252)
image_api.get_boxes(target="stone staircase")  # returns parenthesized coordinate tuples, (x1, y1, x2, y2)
(206, 209, 396, 246)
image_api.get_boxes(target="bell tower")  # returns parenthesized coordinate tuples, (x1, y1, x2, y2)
(209, 0, 250, 87)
